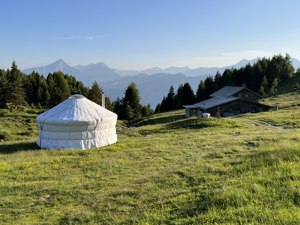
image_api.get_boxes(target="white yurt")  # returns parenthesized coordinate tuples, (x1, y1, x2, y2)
(36, 94, 118, 149)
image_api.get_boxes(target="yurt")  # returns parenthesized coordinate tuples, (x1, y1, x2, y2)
(36, 94, 118, 149)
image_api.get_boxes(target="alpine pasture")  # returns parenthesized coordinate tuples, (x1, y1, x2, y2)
(0, 90, 299, 224)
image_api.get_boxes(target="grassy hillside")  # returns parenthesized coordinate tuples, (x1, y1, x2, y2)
(0, 91, 299, 224)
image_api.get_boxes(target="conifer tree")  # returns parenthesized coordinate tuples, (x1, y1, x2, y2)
(175, 84, 184, 107)
(105, 96, 112, 110)
(0, 69, 7, 108)
(6, 61, 27, 107)
(154, 103, 161, 113)
(112, 97, 122, 118)
(196, 80, 207, 102)
(177, 83, 195, 105)
(87, 81, 103, 105)
(122, 82, 142, 120)
(48, 71, 71, 107)
(214, 71, 222, 90)
(141, 104, 153, 117)
(204, 76, 216, 97)
(270, 77, 278, 94)
(165, 86, 176, 111)
(160, 97, 167, 112)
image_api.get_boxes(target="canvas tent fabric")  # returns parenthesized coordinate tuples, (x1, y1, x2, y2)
(36, 94, 118, 149)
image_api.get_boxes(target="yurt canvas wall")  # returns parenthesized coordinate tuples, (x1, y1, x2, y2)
(36, 95, 117, 149)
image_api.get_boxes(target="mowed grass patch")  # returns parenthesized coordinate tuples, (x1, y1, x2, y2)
(0, 93, 300, 224)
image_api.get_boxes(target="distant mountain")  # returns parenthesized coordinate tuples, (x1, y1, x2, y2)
(23, 60, 120, 86)
(23, 59, 80, 77)
(114, 66, 191, 76)
(102, 73, 205, 108)
(23, 57, 300, 107)
(74, 62, 119, 85)
(113, 69, 140, 76)
(182, 58, 259, 77)
(115, 59, 259, 77)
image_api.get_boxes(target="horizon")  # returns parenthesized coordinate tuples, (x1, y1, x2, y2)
(20, 56, 259, 71)
(1, 0, 300, 70)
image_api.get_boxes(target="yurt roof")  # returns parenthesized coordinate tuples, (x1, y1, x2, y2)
(37, 94, 117, 125)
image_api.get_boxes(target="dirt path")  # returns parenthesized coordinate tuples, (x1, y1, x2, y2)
(252, 120, 291, 130)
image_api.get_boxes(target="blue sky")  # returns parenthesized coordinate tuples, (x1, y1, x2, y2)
(1, 0, 300, 69)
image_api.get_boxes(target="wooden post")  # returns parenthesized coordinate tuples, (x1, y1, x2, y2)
(102, 94, 105, 108)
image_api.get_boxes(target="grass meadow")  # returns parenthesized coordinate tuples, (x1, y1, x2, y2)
(0, 91, 299, 224)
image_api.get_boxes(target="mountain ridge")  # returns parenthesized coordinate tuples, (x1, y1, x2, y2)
(22, 57, 300, 107)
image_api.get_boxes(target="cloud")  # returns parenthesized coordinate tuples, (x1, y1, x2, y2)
(50, 35, 104, 41)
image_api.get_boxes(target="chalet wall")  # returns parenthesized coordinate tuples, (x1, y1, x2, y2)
(233, 89, 259, 102)
(185, 108, 202, 117)
(208, 100, 269, 117)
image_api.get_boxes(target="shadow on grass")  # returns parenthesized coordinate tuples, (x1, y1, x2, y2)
(135, 114, 186, 126)
(166, 117, 241, 129)
(0, 141, 40, 154)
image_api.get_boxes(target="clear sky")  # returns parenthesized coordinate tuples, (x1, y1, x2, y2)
(1, 0, 300, 70)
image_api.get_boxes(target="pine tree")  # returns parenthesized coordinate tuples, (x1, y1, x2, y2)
(214, 71, 222, 90)
(261, 75, 268, 88)
(105, 96, 112, 110)
(165, 86, 176, 111)
(259, 85, 265, 97)
(48, 72, 71, 107)
(6, 61, 27, 107)
(196, 80, 207, 101)
(160, 97, 167, 112)
(112, 97, 123, 118)
(141, 104, 153, 117)
(204, 76, 216, 97)
(154, 103, 161, 113)
(175, 84, 184, 107)
(0, 69, 7, 108)
(122, 82, 142, 120)
(178, 83, 195, 105)
(87, 81, 103, 105)
(270, 77, 278, 94)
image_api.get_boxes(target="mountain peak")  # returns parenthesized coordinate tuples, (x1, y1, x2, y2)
(51, 59, 69, 66)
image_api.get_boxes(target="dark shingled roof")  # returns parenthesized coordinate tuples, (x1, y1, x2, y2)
(210, 86, 244, 98)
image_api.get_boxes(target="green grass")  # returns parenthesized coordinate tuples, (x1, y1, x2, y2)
(0, 92, 299, 224)
(0, 109, 38, 142)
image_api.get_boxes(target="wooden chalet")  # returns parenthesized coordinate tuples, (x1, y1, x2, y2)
(183, 85, 271, 117)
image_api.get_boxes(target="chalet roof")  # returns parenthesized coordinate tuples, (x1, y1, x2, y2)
(182, 104, 199, 109)
(210, 86, 244, 98)
(194, 97, 238, 110)
(183, 86, 266, 111)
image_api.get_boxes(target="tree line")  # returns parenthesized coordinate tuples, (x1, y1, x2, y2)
(156, 54, 298, 113)
(0, 54, 298, 120)
(0, 61, 152, 121)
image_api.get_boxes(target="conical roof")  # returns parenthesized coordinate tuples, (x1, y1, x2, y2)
(37, 94, 117, 125)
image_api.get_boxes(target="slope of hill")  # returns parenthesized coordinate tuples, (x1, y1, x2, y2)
(0, 90, 299, 224)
